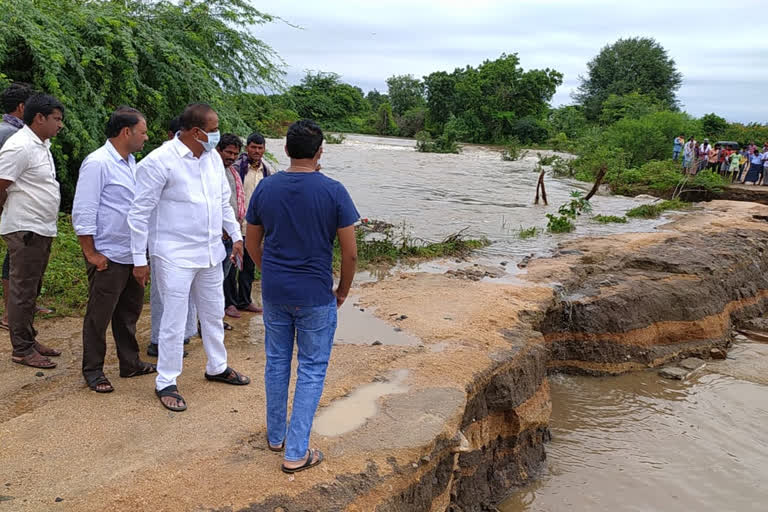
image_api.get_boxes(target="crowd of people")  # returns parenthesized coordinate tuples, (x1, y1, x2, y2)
(0, 83, 359, 474)
(673, 135, 768, 185)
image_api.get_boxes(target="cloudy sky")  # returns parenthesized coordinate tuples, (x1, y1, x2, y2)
(254, 0, 767, 124)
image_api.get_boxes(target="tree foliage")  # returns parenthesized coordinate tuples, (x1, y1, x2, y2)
(284, 71, 369, 130)
(423, 54, 562, 143)
(374, 102, 398, 136)
(385, 74, 425, 116)
(700, 113, 728, 139)
(576, 37, 683, 121)
(0, 0, 283, 210)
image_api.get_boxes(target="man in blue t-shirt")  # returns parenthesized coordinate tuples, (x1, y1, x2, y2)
(245, 119, 359, 474)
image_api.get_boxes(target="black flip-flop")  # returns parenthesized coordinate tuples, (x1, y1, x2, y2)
(156, 385, 187, 412)
(281, 449, 324, 474)
(204, 366, 250, 385)
(223, 321, 234, 331)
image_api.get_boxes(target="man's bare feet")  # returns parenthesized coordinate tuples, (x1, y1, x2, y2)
(240, 303, 263, 313)
(224, 305, 241, 318)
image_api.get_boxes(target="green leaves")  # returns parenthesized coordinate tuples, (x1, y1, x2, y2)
(0, 0, 284, 210)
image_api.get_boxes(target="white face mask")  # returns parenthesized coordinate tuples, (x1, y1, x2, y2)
(196, 130, 220, 152)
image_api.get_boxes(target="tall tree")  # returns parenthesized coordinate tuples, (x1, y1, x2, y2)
(0, 0, 283, 210)
(285, 71, 369, 125)
(575, 37, 683, 121)
(385, 75, 425, 116)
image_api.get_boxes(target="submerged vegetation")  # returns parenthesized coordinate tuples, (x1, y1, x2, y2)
(625, 199, 689, 219)
(593, 215, 628, 224)
(546, 191, 592, 233)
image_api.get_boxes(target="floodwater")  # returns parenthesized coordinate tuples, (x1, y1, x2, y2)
(499, 339, 768, 512)
(265, 134, 672, 263)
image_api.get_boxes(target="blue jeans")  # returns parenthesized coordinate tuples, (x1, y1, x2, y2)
(263, 299, 337, 461)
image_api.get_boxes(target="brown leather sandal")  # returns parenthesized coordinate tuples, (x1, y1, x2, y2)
(12, 351, 57, 369)
(33, 341, 61, 357)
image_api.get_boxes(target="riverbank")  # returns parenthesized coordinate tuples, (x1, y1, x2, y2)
(1, 200, 767, 511)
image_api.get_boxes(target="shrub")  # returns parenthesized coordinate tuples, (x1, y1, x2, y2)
(517, 226, 540, 239)
(593, 215, 627, 223)
(547, 191, 592, 233)
(501, 139, 522, 161)
(625, 199, 688, 218)
(415, 131, 460, 154)
(511, 116, 550, 144)
(324, 133, 346, 144)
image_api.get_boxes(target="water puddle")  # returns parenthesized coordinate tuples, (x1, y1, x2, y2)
(499, 339, 768, 512)
(335, 297, 420, 347)
(313, 369, 409, 436)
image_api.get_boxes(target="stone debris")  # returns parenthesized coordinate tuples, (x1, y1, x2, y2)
(451, 431, 470, 453)
(710, 348, 727, 360)
(679, 358, 706, 371)
(659, 367, 690, 380)
(446, 266, 505, 281)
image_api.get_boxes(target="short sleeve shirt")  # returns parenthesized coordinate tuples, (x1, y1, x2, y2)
(246, 171, 360, 306)
(0, 125, 60, 236)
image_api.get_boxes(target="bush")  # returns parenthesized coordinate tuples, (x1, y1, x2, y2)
(324, 133, 346, 144)
(625, 199, 688, 218)
(511, 117, 550, 144)
(397, 107, 426, 137)
(501, 139, 522, 161)
(415, 131, 460, 154)
(517, 226, 540, 239)
(610, 159, 682, 195)
(593, 215, 627, 223)
(546, 132, 574, 152)
(546, 191, 592, 233)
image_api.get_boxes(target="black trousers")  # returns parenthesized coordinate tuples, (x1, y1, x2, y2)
(3, 231, 51, 357)
(223, 245, 255, 308)
(82, 259, 144, 383)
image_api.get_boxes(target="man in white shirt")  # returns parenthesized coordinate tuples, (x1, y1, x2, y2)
(0, 94, 63, 369)
(72, 107, 156, 393)
(128, 103, 250, 411)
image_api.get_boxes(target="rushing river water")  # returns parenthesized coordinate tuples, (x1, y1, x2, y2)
(265, 134, 669, 263)
(265, 134, 768, 511)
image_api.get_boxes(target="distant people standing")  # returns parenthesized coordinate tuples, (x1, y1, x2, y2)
(246, 119, 359, 473)
(0, 83, 33, 330)
(746, 149, 763, 184)
(224, 132, 272, 318)
(147, 116, 198, 358)
(72, 107, 156, 392)
(683, 136, 696, 173)
(728, 148, 741, 182)
(698, 139, 712, 173)
(707, 144, 720, 171)
(216, 133, 243, 329)
(0, 94, 64, 368)
(673, 135, 684, 161)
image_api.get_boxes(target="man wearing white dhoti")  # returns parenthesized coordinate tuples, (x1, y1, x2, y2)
(128, 103, 251, 412)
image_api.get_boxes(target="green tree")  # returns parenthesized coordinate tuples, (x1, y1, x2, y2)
(598, 92, 664, 124)
(385, 75, 425, 116)
(374, 102, 398, 136)
(700, 113, 728, 139)
(396, 107, 426, 138)
(0, 0, 283, 210)
(365, 89, 389, 112)
(548, 105, 588, 139)
(575, 37, 683, 121)
(285, 71, 369, 131)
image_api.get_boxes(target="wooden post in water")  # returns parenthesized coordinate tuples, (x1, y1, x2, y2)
(534, 165, 548, 205)
(584, 164, 608, 201)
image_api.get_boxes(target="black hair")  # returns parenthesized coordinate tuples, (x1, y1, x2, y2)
(106, 106, 144, 138)
(168, 115, 181, 134)
(179, 103, 214, 131)
(246, 132, 265, 146)
(1, 83, 33, 114)
(285, 120, 323, 159)
(217, 133, 242, 152)
(23, 93, 64, 125)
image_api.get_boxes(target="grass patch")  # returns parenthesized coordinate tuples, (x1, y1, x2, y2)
(517, 226, 540, 239)
(593, 215, 627, 224)
(625, 199, 689, 219)
(335, 220, 489, 268)
(324, 133, 346, 144)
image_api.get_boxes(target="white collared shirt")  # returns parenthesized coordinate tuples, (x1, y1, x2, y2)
(128, 137, 242, 268)
(72, 141, 137, 264)
(0, 125, 61, 237)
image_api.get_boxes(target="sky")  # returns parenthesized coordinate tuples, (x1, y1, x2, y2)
(253, 0, 768, 124)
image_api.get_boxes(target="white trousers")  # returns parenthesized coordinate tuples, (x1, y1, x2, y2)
(152, 257, 228, 390)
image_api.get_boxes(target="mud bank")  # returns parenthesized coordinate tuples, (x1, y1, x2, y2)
(2, 201, 768, 511)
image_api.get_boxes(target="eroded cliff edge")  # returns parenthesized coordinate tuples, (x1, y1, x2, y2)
(3, 201, 768, 512)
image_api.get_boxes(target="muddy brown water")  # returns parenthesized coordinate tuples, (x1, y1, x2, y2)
(500, 339, 768, 512)
(265, 135, 670, 262)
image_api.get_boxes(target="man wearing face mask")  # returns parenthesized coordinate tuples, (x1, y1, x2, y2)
(128, 103, 250, 412)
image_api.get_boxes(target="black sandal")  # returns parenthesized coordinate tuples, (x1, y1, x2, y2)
(120, 361, 157, 378)
(156, 385, 187, 412)
(204, 366, 250, 385)
(223, 321, 234, 331)
(87, 375, 114, 394)
(281, 449, 324, 474)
